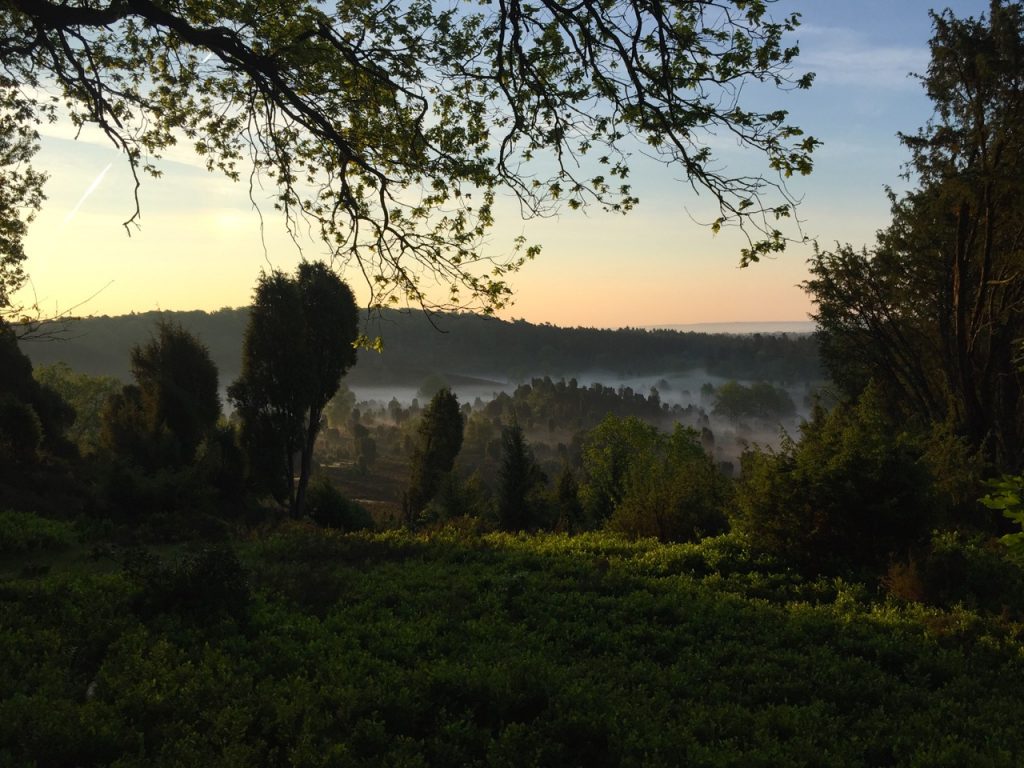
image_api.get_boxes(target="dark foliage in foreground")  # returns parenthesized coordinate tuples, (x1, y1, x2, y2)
(3, 527, 1024, 767)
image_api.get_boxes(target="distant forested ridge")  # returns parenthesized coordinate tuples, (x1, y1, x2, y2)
(19, 308, 822, 386)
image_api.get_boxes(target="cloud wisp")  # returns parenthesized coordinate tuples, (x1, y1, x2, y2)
(795, 24, 928, 90)
(61, 163, 112, 227)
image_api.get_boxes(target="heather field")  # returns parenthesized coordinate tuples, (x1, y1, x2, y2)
(4, 520, 1023, 767)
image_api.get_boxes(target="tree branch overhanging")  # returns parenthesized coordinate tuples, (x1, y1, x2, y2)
(1, 0, 817, 318)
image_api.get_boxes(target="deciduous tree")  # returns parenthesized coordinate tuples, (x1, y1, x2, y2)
(33, 363, 121, 454)
(583, 415, 727, 542)
(2, 0, 816, 320)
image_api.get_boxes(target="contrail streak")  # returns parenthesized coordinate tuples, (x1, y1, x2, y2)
(62, 163, 112, 226)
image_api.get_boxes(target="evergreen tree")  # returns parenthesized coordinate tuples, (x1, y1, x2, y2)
(806, 1, 1024, 471)
(406, 388, 464, 524)
(0, 322, 74, 460)
(735, 385, 936, 574)
(554, 465, 584, 534)
(129, 320, 221, 464)
(230, 263, 359, 517)
(497, 420, 547, 531)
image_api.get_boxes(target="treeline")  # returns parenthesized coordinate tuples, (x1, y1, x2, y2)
(19, 307, 822, 386)
(315, 375, 798, 512)
(22, 308, 250, 383)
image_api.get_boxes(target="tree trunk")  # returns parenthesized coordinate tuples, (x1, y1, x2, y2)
(293, 406, 322, 518)
(286, 447, 296, 515)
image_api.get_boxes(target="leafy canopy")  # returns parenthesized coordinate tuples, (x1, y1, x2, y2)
(582, 414, 728, 542)
(3, 0, 816, 316)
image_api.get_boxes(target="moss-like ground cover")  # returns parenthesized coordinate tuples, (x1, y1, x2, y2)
(3, 525, 1023, 767)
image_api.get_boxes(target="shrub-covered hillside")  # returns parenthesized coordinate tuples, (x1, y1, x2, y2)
(3, 523, 1023, 767)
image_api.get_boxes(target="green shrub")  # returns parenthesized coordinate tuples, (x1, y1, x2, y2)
(606, 427, 730, 543)
(307, 477, 374, 532)
(0, 392, 42, 461)
(123, 544, 250, 622)
(734, 385, 935, 574)
(193, 423, 247, 509)
(0, 509, 74, 555)
(584, 417, 729, 542)
(92, 457, 215, 518)
(422, 472, 495, 528)
(5, 529, 1024, 765)
(900, 531, 1024, 614)
(981, 474, 1024, 561)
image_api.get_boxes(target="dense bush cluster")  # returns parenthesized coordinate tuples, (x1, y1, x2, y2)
(0, 509, 74, 555)
(734, 388, 935, 574)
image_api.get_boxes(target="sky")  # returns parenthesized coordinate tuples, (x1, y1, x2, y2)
(18, 0, 993, 329)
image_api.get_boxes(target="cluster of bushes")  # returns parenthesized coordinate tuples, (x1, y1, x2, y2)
(734, 386, 934, 575)
(122, 544, 251, 622)
(401, 389, 730, 545)
(84, 321, 247, 530)
(730, 384, 1024, 612)
(2, 265, 371, 538)
(7, 306, 1023, 618)
(0, 509, 74, 555)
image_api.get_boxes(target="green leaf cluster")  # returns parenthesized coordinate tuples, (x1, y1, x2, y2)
(981, 475, 1024, 562)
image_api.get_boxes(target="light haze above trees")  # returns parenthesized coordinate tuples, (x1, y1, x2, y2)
(1, 0, 816, 322)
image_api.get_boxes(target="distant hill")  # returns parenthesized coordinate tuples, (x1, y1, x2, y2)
(651, 321, 816, 335)
(18, 308, 823, 388)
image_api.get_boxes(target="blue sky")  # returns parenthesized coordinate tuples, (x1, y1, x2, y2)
(19, 0, 992, 328)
